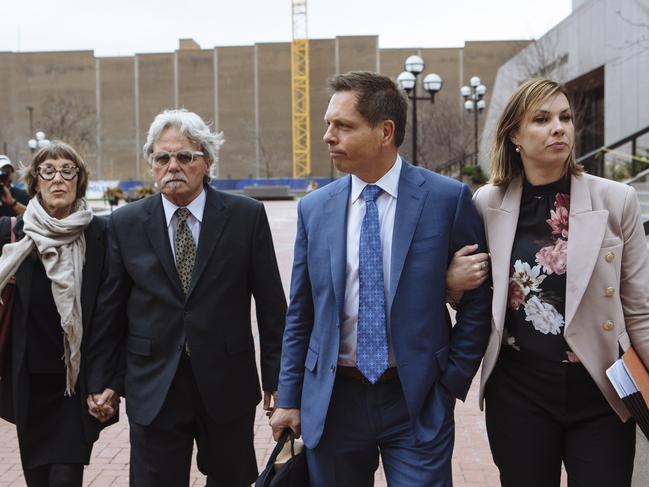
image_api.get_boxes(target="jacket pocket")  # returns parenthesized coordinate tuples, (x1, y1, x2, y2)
(305, 346, 318, 372)
(127, 335, 151, 357)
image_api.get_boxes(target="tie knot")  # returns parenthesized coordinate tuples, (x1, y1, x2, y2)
(362, 184, 382, 203)
(176, 207, 191, 223)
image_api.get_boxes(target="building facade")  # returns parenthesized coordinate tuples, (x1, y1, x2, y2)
(0, 36, 526, 181)
(481, 0, 649, 174)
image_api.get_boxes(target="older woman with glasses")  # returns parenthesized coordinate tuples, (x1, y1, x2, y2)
(0, 142, 118, 487)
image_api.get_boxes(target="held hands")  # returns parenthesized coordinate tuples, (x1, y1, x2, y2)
(86, 388, 119, 423)
(269, 407, 301, 441)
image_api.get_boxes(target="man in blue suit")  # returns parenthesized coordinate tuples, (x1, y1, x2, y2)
(270, 71, 491, 486)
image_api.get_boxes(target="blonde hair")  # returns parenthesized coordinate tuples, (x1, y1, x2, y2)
(489, 78, 582, 186)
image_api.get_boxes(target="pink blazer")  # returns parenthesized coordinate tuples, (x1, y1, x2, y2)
(473, 172, 649, 420)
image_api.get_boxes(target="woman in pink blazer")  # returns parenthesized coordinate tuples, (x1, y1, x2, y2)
(451, 78, 649, 486)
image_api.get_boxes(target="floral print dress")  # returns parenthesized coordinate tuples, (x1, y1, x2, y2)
(504, 177, 579, 363)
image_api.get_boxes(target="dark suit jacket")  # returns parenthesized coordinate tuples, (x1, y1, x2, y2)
(0, 215, 113, 444)
(87, 187, 287, 426)
(277, 161, 492, 448)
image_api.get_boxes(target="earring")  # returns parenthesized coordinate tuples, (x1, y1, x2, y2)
(515, 145, 521, 153)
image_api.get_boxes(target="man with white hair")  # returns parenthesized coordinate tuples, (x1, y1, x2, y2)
(86, 109, 287, 487)
(0, 155, 28, 216)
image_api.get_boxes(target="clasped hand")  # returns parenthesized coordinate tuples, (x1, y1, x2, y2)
(86, 388, 119, 423)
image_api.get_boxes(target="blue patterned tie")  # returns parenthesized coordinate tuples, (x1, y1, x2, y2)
(356, 184, 388, 384)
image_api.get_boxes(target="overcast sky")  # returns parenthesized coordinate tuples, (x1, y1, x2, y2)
(2, 0, 572, 57)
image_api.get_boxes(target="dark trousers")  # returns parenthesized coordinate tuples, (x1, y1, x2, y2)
(485, 350, 636, 487)
(23, 464, 83, 487)
(306, 373, 455, 487)
(129, 357, 258, 487)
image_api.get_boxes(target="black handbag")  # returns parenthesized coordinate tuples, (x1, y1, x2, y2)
(255, 429, 309, 487)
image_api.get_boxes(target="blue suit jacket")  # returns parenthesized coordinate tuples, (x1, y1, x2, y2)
(278, 161, 492, 448)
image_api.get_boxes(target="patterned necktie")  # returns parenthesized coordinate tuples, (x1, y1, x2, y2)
(356, 184, 388, 384)
(175, 208, 196, 295)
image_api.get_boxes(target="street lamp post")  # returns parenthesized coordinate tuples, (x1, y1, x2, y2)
(461, 76, 487, 166)
(26, 106, 34, 135)
(397, 55, 442, 166)
(28, 131, 51, 154)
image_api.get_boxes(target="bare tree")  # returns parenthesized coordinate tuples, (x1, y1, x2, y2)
(258, 133, 274, 178)
(614, 7, 649, 55)
(401, 97, 468, 171)
(238, 119, 276, 179)
(517, 34, 570, 81)
(38, 95, 96, 156)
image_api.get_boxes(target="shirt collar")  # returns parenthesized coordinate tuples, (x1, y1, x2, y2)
(161, 189, 207, 227)
(350, 155, 401, 204)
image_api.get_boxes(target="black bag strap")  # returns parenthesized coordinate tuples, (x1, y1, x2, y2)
(266, 429, 297, 466)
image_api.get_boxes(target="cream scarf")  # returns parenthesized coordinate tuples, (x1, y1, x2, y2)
(0, 197, 93, 395)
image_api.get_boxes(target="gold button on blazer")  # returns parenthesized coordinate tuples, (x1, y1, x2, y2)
(473, 173, 649, 422)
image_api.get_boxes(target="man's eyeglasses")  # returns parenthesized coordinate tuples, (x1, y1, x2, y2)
(149, 150, 204, 167)
(37, 165, 79, 181)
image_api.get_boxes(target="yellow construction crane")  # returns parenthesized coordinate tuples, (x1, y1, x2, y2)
(291, 0, 311, 178)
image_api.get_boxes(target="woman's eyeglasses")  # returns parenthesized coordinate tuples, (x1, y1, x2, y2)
(37, 165, 79, 181)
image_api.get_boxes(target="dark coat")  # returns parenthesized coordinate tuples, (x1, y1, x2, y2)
(86, 187, 287, 426)
(0, 215, 115, 444)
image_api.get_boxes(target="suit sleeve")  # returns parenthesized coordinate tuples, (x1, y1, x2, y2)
(277, 200, 314, 409)
(250, 203, 287, 393)
(619, 186, 649, 365)
(85, 215, 131, 395)
(442, 183, 492, 401)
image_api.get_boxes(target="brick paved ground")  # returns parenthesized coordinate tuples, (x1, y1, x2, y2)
(0, 199, 646, 486)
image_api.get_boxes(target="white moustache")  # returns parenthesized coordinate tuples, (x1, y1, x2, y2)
(160, 174, 188, 186)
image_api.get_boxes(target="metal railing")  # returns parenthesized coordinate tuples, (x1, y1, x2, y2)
(577, 125, 649, 177)
(435, 153, 475, 178)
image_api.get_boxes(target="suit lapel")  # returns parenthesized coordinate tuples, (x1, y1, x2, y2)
(326, 177, 350, 323)
(484, 176, 522, 333)
(564, 174, 608, 329)
(187, 188, 227, 297)
(389, 162, 426, 309)
(144, 194, 183, 294)
(81, 219, 103, 328)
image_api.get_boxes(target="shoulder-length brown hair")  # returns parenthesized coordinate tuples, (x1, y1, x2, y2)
(23, 141, 89, 199)
(489, 78, 582, 186)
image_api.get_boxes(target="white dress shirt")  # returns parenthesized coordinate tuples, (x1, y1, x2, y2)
(338, 156, 401, 368)
(161, 190, 206, 261)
